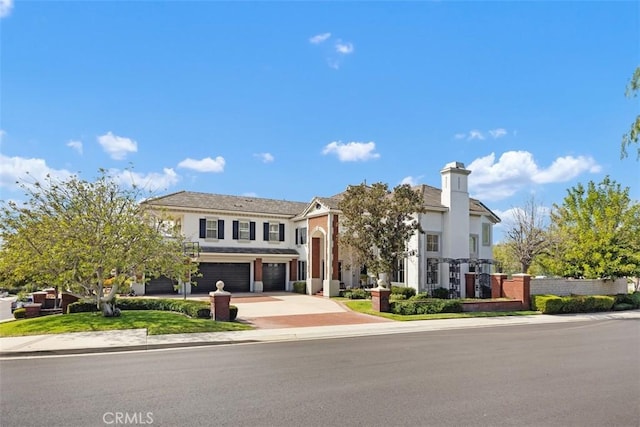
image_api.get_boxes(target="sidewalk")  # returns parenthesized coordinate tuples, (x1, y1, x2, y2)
(2, 310, 638, 358)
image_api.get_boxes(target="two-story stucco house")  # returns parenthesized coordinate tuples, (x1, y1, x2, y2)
(141, 161, 500, 298)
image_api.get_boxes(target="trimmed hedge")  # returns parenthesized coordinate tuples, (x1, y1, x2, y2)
(292, 281, 306, 294)
(341, 288, 370, 300)
(66, 297, 239, 320)
(67, 299, 99, 313)
(116, 298, 212, 318)
(613, 303, 634, 311)
(391, 286, 416, 299)
(13, 308, 26, 319)
(390, 299, 463, 315)
(532, 294, 615, 314)
(431, 287, 451, 299)
(614, 292, 640, 309)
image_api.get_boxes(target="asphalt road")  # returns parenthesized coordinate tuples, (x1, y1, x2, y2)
(1, 319, 639, 427)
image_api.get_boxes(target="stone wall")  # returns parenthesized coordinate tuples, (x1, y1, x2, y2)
(530, 278, 628, 296)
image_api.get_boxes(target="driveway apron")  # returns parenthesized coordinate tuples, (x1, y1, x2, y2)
(230, 293, 392, 329)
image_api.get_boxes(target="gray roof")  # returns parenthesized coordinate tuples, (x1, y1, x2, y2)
(415, 185, 500, 222)
(145, 187, 500, 223)
(144, 191, 309, 216)
(200, 246, 299, 256)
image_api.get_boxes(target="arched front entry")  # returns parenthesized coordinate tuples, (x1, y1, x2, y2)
(308, 213, 341, 296)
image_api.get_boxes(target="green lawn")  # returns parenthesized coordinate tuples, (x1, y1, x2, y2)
(0, 310, 253, 337)
(343, 299, 540, 321)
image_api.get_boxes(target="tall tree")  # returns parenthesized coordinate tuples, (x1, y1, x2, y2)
(0, 170, 197, 316)
(544, 176, 640, 279)
(492, 243, 520, 276)
(338, 182, 425, 287)
(503, 196, 551, 274)
(621, 66, 640, 160)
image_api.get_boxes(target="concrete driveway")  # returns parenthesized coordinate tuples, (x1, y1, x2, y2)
(229, 293, 392, 329)
(131, 292, 392, 330)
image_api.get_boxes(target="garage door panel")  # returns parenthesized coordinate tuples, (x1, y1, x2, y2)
(262, 263, 285, 292)
(193, 262, 250, 293)
(146, 276, 177, 295)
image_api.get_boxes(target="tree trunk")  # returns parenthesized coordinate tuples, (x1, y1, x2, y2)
(99, 284, 121, 317)
(101, 300, 120, 317)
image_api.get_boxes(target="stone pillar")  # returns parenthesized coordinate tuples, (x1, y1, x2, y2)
(254, 258, 263, 293)
(209, 281, 231, 321)
(371, 286, 391, 312)
(32, 291, 47, 306)
(512, 274, 531, 309)
(491, 274, 507, 299)
(24, 303, 42, 318)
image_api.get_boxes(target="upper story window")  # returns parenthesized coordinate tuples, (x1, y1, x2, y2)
(295, 227, 307, 245)
(233, 220, 255, 240)
(482, 223, 491, 246)
(269, 223, 279, 241)
(426, 234, 439, 252)
(263, 222, 285, 242)
(199, 218, 224, 240)
(206, 219, 218, 239)
(239, 221, 250, 240)
(469, 234, 478, 256)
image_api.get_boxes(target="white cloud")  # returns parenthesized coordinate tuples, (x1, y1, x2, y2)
(468, 130, 485, 140)
(489, 128, 507, 139)
(97, 132, 138, 160)
(400, 176, 421, 186)
(0, 129, 6, 141)
(177, 156, 225, 173)
(0, 154, 74, 191)
(335, 41, 354, 55)
(67, 140, 83, 155)
(112, 168, 180, 193)
(310, 33, 354, 69)
(322, 141, 380, 162)
(309, 32, 331, 44)
(456, 128, 509, 140)
(0, 0, 13, 18)
(532, 155, 601, 184)
(242, 192, 258, 197)
(467, 151, 602, 201)
(254, 152, 274, 163)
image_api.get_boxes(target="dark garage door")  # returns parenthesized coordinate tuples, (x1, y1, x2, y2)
(193, 262, 250, 293)
(263, 263, 286, 292)
(146, 276, 177, 295)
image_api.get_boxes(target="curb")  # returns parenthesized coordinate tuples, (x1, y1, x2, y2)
(2, 310, 639, 358)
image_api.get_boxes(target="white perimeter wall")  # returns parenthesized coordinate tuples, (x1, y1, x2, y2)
(530, 278, 629, 296)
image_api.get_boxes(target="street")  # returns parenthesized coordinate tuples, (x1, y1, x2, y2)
(1, 319, 639, 427)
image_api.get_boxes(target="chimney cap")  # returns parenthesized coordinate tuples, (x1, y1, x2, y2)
(444, 161, 466, 169)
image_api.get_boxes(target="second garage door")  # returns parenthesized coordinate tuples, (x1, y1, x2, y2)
(262, 263, 286, 292)
(193, 262, 251, 293)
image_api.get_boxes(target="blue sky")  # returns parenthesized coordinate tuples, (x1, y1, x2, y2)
(1, 0, 638, 242)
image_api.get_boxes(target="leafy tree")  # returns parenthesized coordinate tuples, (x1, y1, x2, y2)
(621, 66, 640, 160)
(543, 176, 640, 279)
(0, 170, 198, 316)
(338, 182, 426, 287)
(492, 243, 520, 276)
(503, 196, 551, 274)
